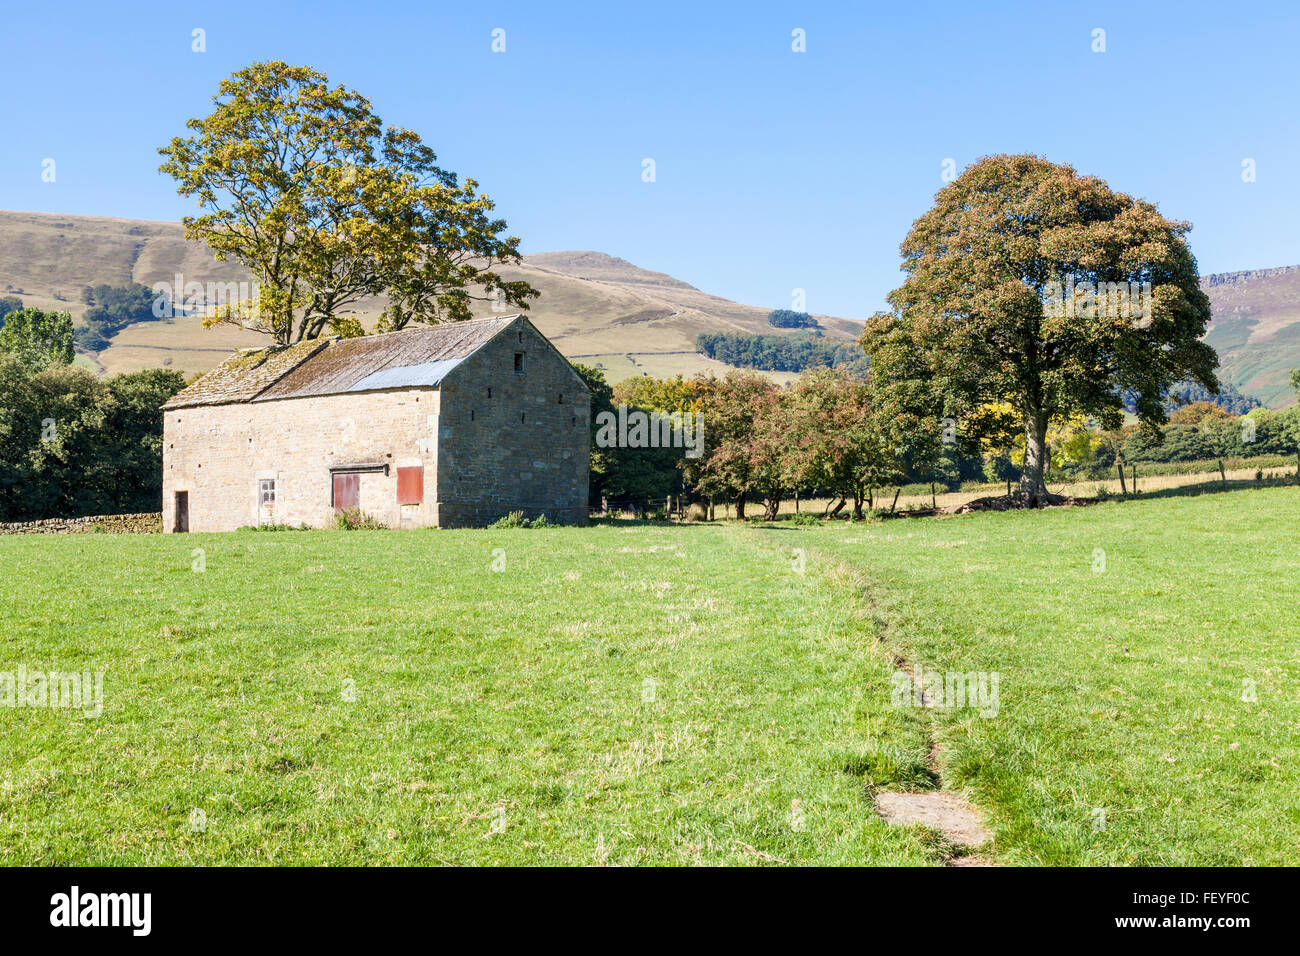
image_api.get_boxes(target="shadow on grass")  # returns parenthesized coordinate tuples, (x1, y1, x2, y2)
(591, 475, 1297, 529)
(1120, 474, 1296, 503)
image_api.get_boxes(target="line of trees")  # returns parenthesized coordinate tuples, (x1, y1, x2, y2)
(695, 331, 870, 377)
(577, 365, 956, 520)
(767, 309, 818, 329)
(579, 361, 1300, 522)
(75, 282, 171, 351)
(1157, 379, 1260, 416)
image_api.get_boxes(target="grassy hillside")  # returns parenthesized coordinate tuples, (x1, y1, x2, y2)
(0, 487, 1294, 864)
(1203, 265, 1300, 408)
(0, 209, 860, 384)
(10, 209, 1299, 404)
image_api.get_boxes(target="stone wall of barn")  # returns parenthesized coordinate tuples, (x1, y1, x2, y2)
(434, 320, 591, 527)
(162, 388, 440, 532)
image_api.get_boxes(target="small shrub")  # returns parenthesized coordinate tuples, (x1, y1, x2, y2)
(488, 511, 555, 529)
(788, 512, 820, 526)
(488, 511, 531, 529)
(333, 508, 387, 530)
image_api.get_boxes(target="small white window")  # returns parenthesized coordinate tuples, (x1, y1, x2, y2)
(260, 479, 275, 507)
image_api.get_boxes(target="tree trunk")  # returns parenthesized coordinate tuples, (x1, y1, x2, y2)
(890, 488, 901, 513)
(1116, 459, 1128, 497)
(1218, 458, 1227, 488)
(828, 497, 846, 518)
(794, 490, 800, 514)
(1019, 410, 1050, 506)
(1131, 464, 1137, 494)
(930, 482, 937, 509)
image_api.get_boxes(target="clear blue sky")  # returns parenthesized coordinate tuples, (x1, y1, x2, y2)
(2, 0, 1298, 318)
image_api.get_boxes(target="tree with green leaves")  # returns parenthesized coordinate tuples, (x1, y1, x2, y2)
(684, 371, 779, 520)
(0, 358, 184, 521)
(862, 154, 1218, 506)
(159, 61, 537, 345)
(573, 363, 686, 510)
(0, 307, 74, 370)
(746, 385, 792, 520)
(1288, 370, 1300, 478)
(783, 368, 900, 518)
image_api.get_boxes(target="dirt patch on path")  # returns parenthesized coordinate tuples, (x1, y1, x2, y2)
(872, 791, 992, 851)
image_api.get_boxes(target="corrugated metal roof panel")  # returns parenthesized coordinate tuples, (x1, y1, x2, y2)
(345, 357, 466, 392)
(255, 316, 516, 402)
(162, 315, 520, 408)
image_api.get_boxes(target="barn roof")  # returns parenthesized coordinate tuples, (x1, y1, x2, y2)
(163, 315, 521, 410)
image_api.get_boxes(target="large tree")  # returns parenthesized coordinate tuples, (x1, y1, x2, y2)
(862, 154, 1218, 505)
(159, 61, 537, 344)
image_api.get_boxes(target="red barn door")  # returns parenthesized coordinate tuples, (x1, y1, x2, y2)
(332, 473, 360, 512)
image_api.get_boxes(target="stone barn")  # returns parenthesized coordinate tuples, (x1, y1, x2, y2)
(161, 315, 590, 531)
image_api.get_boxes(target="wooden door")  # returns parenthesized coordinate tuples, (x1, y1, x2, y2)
(332, 473, 360, 512)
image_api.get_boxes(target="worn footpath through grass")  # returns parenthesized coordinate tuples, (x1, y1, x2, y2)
(751, 486, 1300, 865)
(2, 521, 941, 865)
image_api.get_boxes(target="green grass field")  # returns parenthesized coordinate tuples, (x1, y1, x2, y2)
(1, 487, 1294, 864)
(757, 488, 1300, 865)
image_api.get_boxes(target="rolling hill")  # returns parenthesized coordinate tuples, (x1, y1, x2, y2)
(5, 209, 1299, 406)
(1202, 265, 1300, 408)
(0, 210, 862, 384)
